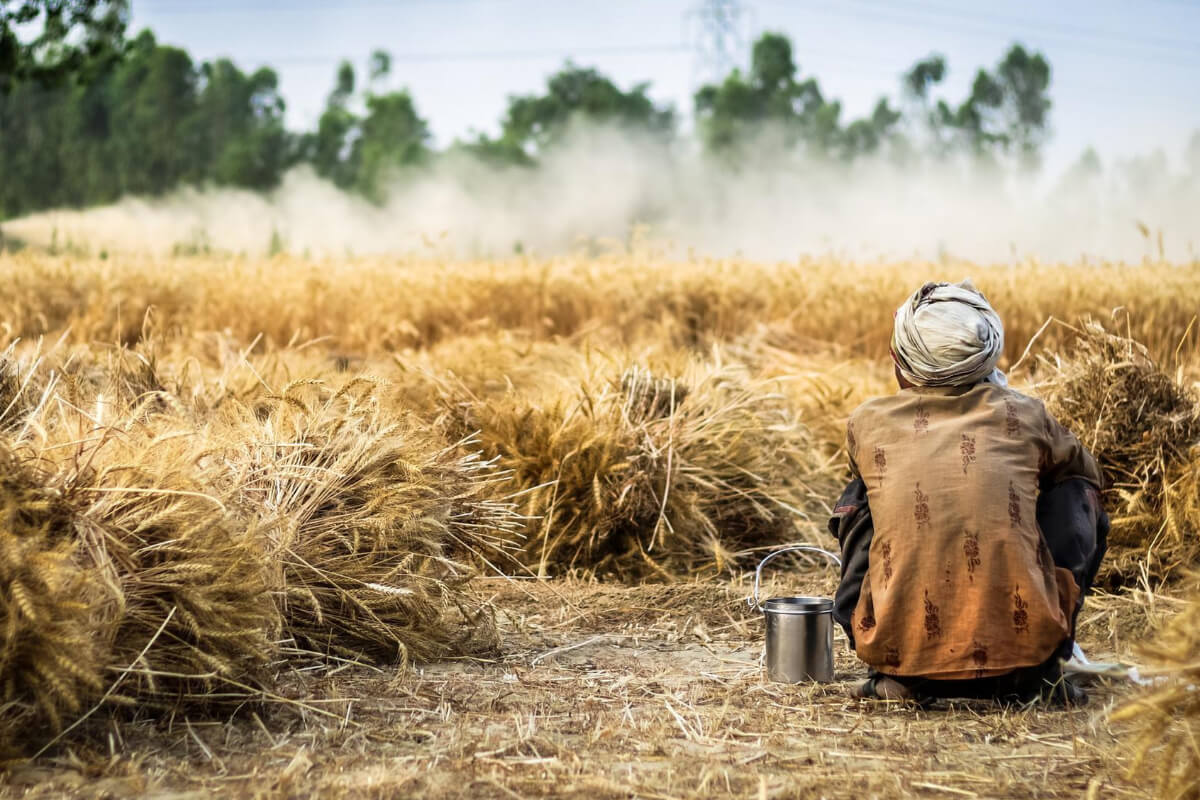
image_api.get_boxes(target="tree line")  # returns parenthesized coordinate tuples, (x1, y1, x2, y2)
(1, 0, 1055, 219)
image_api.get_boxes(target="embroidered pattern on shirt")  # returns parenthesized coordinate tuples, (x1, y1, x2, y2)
(960, 434, 977, 474)
(1008, 481, 1022, 529)
(913, 483, 931, 531)
(1013, 586, 1029, 634)
(884, 647, 901, 668)
(970, 640, 989, 668)
(914, 402, 929, 436)
(963, 530, 981, 580)
(923, 590, 942, 640)
(1005, 396, 1020, 438)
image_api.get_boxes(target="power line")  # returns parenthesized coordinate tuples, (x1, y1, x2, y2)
(137, 0, 500, 13)
(231, 46, 1195, 108)
(256, 42, 690, 66)
(827, 0, 1200, 65)
(138, 0, 1200, 68)
(844, 0, 1200, 57)
(128, 0, 1200, 105)
(687, 0, 750, 82)
(769, 0, 1200, 70)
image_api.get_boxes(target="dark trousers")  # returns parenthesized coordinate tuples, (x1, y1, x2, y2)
(828, 477, 1108, 699)
(885, 640, 1075, 702)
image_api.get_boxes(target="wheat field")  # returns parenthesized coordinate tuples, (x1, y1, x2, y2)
(0, 251, 1197, 799)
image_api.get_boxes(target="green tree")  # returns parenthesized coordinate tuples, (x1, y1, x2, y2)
(356, 47, 428, 199)
(2, 12, 295, 217)
(694, 33, 821, 153)
(694, 32, 901, 161)
(905, 45, 1052, 166)
(901, 54, 953, 156)
(303, 60, 359, 188)
(1, 0, 127, 94)
(992, 45, 1052, 162)
(474, 63, 674, 165)
(1, 0, 129, 215)
(0, 13, 1061, 221)
(298, 54, 430, 200)
(193, 59, 292, 189)
(354, 89, 428, 201)
(0, 79, 66, 213)
(367, 48, 390, 85)
(841, 98, 903, 158)
(106, 30, 198, 195)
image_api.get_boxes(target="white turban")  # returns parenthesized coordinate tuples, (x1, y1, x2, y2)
(891, 279, 1007, 387)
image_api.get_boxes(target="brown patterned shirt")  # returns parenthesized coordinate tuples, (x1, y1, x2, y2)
(846, 383, 1101, 679)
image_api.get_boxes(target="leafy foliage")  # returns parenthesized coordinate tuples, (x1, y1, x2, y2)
(902, 45, 1053, 166)
(472, 63, 675, 165)
(296, 55, 431, 198)
(1, 4, 1057, 218)
(696, 32, 1051, 165)
(0, 0, 127, 94)
(0, 24, 293, 217)
(694, 32, 885, 159)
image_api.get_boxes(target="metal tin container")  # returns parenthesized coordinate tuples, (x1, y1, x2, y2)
(763, 596, 834, 683)
(750, 546, 840, 684)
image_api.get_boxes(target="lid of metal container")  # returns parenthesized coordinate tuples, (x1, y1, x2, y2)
(763, 596, 833, 614)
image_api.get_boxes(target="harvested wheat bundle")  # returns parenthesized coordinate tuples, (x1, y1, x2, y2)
(0, 342, 69, 440)
(62, 425, 280, 709)
(0, 347, 37, 432)
(1111, 577, 1200, 800)
(48, 344, 193, 428)
(0, 443, 117, 756)
(225, 379, 514, 665)
(1035, 321, 1200, 585)
(467, 357, 837, 579)
(728, 332, 898, 464)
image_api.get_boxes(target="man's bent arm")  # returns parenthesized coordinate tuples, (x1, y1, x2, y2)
(829, 478, 872, 646)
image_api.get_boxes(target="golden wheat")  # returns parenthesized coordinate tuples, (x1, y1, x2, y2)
(1112, 575, 1200, 800)
(1, 254, 1197, 366)
(452, 354, 837, 578)
(0, 443, 115, 755)
(221, 380, 510, 664)
(1034, 321, 1200, 585)
(0, 251, 1195, 759)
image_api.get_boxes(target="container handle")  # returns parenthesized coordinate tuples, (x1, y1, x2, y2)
(749, 545, 842, 611)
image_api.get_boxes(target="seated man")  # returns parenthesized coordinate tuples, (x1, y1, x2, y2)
(829, 280, 1107, 705)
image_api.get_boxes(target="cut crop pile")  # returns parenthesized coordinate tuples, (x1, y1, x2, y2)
(0, 444, 114, 756)
(0, 251, 1198, 775)
(0, 350, 515, 756)
(460, 358, 838, 579)
(71, 426, 280, 708)
(1112, 575, 1200, 800)
(223, 380, 514, 664)
(1036, 321, 1200, 585)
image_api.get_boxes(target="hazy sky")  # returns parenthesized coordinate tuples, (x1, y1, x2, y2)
(132, 0, 1200, 177)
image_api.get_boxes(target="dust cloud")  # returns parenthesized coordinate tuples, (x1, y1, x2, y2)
(5, 123, 1198, 262)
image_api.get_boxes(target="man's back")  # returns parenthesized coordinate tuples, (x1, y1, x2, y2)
(846, 383, 1100, 679)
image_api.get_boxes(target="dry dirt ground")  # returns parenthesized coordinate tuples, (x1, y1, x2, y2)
(0, 571, 1168, 800)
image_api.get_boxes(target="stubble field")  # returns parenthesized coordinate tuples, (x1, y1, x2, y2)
(0, 251, 1196, 799)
